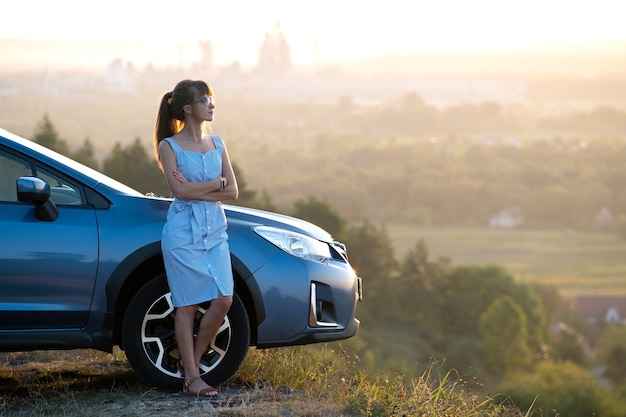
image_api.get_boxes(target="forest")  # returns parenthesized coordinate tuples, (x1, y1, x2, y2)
(18, 86, 626, 235)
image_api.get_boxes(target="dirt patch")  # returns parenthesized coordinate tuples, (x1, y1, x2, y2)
(0, 350, 347, 417)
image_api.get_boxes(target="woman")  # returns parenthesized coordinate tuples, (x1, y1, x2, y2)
(153, 79, 238, 397)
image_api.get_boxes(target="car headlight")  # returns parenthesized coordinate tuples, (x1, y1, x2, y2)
(254, 226, 331, 263)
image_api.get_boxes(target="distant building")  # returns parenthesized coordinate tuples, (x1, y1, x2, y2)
(192, 40, 217, 78)
(106, 58, 137, 94)
(574, 295, 626, 325)
(593, 207, 613, 228)
(489, 206, 524, 228)
(256, 23, 292, 74)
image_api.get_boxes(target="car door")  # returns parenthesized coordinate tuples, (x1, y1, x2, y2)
(0, 149, 99, 330)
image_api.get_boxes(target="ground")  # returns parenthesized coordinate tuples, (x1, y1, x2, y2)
(0, 349, 350, 417)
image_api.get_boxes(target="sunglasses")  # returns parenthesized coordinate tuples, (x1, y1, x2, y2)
(194, 96, 215, 106)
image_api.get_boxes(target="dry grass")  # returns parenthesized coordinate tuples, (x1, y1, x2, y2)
(0, 349, 347, 416)
(0, 346, 523, 417)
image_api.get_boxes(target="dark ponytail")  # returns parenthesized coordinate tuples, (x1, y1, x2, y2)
(152, 80, 213, 168)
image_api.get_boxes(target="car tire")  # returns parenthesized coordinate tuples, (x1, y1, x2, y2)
(122, 274, 251, 391)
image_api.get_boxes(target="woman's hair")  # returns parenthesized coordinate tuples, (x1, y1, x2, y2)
(153, 79, 213, 167)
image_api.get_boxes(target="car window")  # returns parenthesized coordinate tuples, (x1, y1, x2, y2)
(34, 166, 83, 206)
(0, 151, 32, 202)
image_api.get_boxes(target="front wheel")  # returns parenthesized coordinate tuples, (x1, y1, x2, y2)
(122, 274, 251, 391)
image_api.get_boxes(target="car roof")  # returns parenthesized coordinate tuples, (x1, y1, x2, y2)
(1, 128, 144, 197)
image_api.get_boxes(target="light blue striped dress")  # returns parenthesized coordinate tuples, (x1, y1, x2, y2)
(161, 136, 233, 307)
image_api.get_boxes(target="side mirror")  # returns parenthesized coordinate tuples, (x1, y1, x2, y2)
(17, 176, 59, 221)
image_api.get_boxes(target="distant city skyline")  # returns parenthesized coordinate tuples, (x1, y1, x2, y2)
(3, 0, 626, 69)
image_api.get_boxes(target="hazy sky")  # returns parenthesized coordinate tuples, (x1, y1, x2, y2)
(3, 0, 626, 66)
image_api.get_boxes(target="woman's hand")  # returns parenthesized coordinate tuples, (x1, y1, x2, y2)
(171, 169, 229, 195)
(172, 169, 188, 183)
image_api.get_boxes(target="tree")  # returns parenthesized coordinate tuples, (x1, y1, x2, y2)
(497, 361, 624, 417)
(550, 322, 590, 366)
(103, 143, 126, 180)
(399, 239, 437, 282)
(33, 114, 69, 156)
(231, 163, 276, 212)
(604, 344, 626, 386)
(479, 295, 533, 374)
(528, 281, 562, 321)
(343, 221, 397, 298)
(72, 138, 100, 170)
(397, 239, 449, 318)
(291, 196, 347, 240)
(437, 265, 548, 353)
(102, 138, 166, 195)
(595, 325, 626, 386)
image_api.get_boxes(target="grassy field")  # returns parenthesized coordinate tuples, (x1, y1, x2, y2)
(386, 225, 626, 298)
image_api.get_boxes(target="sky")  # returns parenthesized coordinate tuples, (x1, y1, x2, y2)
(3, 0, 626, 68)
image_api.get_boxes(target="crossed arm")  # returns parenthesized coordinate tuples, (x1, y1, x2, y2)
(158, 140, 239, 202)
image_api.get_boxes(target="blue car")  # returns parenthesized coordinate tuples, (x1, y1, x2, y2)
(0, 128, 362, 390)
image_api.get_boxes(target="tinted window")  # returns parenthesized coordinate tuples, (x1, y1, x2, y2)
(0, 150, 83, 205)
(0, 151, 32, 202)
(34, 166, 83, 206)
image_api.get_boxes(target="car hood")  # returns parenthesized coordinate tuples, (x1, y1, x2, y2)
(224, 204, 334, 243)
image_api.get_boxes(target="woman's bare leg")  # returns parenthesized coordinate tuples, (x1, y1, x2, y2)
(193, 294, 233, 366)
(175, 294, 233, 394)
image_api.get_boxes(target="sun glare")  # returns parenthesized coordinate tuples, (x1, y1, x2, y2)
(1, 0, 625, 68)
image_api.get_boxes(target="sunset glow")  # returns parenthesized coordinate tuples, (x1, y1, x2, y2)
(2, 0, 626, 69)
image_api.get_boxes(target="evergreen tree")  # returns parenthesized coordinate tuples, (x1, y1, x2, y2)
(231, 163, 276, 212)
(72, 138, 100, 170)
(291, 196, 347, 240)
(397, 239, 449, 319)
(103, 142, 127, 181)
(102, 138, 166, 195)
(344, 221, 397, 298)
(33, 114, 70, 156)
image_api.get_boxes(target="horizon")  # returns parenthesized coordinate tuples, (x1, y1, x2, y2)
(2, 37, 626, 76)
(3, 0, 626, 72)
